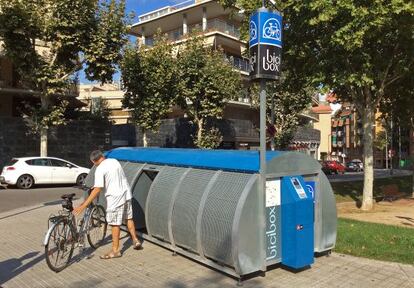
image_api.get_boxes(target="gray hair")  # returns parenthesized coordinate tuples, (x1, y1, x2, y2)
(90, 150, 104, 162)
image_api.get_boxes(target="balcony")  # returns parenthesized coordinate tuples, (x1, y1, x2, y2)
(145, 18, 241, 47)
(206, 19, 241, 39)
(225, 55, 250, 73)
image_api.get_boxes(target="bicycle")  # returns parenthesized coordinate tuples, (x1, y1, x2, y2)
(264, 22, 281, 40)
(43, 189, 107, 272)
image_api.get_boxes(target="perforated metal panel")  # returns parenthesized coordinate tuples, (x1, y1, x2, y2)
(147, 167, 188, 242)
(121, 162, 144, 184)
(171, 169, 217, 252)
(201, 172, 252, 265)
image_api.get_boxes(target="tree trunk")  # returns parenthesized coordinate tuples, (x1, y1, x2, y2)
(197, 118, 204, 146)
(40, 95, 48, 157)
(142, 130, 148, 147)
(361, 105, 375, 211)
(40, 128, 48, 157)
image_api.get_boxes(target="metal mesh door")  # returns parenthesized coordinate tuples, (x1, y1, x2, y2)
(147, 167, 188, 242)
(171, 169, 216, 252)
(121, 162, 144, 184)
(201, 172, 252, 265)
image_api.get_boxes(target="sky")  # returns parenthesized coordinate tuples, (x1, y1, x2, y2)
(80, 0, 193, 84)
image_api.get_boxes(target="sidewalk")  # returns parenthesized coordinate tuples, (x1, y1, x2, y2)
(1, 202, 414, 288)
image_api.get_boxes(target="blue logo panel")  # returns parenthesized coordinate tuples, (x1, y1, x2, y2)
(249, 9, 283, 80)
(260, 12, 282, 47)
(249, 12, 259, 48)
(249, 11, 283, 48)
(305, 181, 316, 199)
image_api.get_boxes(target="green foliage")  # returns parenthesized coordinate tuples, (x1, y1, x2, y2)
(84, 0, 130, 83)
(121, 33, 178, 134)
(21, 100, 69, 135)
(177, 34, 242, 147)
(374, 130, 388, 151)
(194, 126, 223, 149)
(224, 0, 414, 208)
(0, 0, 128, 126)
(80, 97, 112, 123)
(250, 76, 313, 150)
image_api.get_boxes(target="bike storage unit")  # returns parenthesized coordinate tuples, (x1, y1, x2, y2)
(102, 147, 337, 279)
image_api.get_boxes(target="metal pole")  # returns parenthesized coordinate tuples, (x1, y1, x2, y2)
(262, 0, 266, 8)
(271, 94, 275, 151)
(259, 79, 267, 273)
(260, 79, 267, 185)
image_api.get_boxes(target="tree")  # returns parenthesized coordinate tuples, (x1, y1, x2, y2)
(0, 0, 128, 156)
(249, 77, 313, 150)
(121, 34, 178, 147)
(380, 71, 414, 197)
(221, 0, 414, 210)
(177, 35, 242, 149)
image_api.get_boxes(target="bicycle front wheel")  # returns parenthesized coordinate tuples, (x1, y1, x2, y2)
(87, 205, 107, 249)
(45, 218, 75, 272)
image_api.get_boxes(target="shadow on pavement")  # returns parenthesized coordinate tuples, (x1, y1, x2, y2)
(0, 251, 43, 285)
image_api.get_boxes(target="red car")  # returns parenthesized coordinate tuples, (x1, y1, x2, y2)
(321, 160, 346, 175)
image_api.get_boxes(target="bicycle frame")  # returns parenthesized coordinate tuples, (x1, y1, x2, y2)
(43, 203, 95, 247)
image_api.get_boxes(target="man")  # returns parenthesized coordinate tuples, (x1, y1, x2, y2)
(74, 150, 142, 259)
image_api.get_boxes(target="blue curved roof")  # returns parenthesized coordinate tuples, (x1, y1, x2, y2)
(105, 148, 284, 173)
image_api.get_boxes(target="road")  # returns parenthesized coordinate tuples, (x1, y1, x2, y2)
(0, 185, 83, 214)
(327, 169, 412, 182)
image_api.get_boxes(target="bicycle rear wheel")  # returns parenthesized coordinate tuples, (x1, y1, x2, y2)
(87, 205, 107, 249)
(45, 218, 75, 272)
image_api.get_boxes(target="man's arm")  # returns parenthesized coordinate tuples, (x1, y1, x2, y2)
(73, 187, 102, 215)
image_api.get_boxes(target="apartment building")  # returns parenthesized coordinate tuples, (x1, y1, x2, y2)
(311, 104, 332, 160)
(78, 83, 128, 124)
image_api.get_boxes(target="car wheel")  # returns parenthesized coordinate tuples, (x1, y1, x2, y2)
(76, 173, 88, 186)
(16, 174, 34, 189)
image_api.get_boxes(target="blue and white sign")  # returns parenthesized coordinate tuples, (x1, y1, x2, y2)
(249, 12, 259, 48)
(305, 181, 316, 199)
(249, 10, 283, 49)
(249, 9, 283, 81)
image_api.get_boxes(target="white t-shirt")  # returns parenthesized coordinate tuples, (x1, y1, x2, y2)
(94, 158, 132, 211)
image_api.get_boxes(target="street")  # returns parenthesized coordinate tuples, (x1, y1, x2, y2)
(327, 169, 412, 183)
(0, 185, 82, 214)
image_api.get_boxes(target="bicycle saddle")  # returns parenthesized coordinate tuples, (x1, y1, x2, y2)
(61, 193, 76, 200)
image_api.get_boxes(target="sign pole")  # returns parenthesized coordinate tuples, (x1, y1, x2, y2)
(249, 6, 282, 274)
(259, 78, 267, 254)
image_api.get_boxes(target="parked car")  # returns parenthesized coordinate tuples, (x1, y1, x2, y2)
(321, 160, 346, 175)
(350, 159, 364, 171)
(346, 160, 363, 172)
(0, 157, 90, 189)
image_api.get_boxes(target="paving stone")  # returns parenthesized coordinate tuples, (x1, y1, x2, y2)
(0, 203, 413, 288)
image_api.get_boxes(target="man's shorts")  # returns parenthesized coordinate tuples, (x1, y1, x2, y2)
(106, 200, 133, 226)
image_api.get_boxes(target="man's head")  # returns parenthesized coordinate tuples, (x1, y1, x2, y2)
(90, 150, 105, 166)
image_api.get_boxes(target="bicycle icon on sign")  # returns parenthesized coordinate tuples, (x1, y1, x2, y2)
(250, 20, 258, 42)
(263, 18, 281, 41)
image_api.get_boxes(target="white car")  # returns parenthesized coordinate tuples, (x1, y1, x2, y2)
(0, 157, 90, 189)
